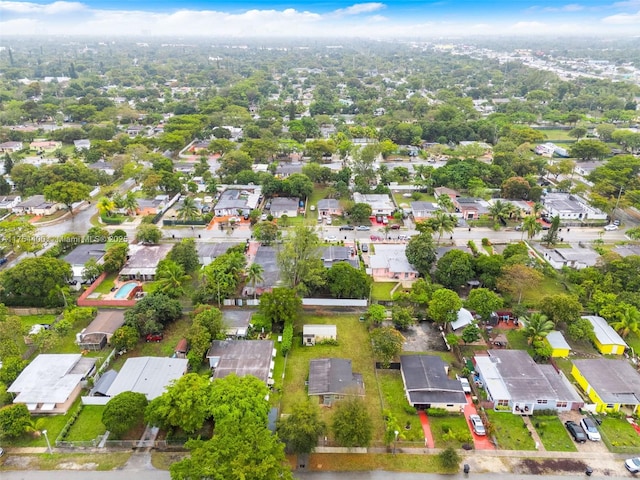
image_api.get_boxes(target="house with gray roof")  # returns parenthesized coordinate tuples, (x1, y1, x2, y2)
(207, 339, 275, 384)
(411, 201, 439, 220)
(572, 358, 640, 413)
(369, 244, 418, 281)
(317, 198, 342, 217)
(400, 355, 466, 410)
(214, 187, 262, 217)
(9, 354, 96, 414)
(120, 243, 173, 281)
(269, 197, 299, 218)
(275, 163, 303, 178)
(83, 356, 188, 405)
(474, 350, 582, 414)
(63, 243, 107, 283)
(308, 358, 364, 406)
(196, 242, 240, 266)
(76, 309, 125, 351)
(541, 193, 607, 222)
(320, 245, 359, 268)
(541, 246, 599, 270)
(582, 315, 628, 355)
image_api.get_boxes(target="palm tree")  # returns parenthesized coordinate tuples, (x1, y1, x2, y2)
(437, 194, 454, 213)
(246, 263, 264, 299)
(488, 200, 509, 227)
(611, 305, 640, 338)
(123, 191, 139, 216)
(97, 197, 115, 217)
(432, 210, 456, 245)
(177, 196, 200, 221)
(522, 215, 542, 240)
(155, 260, 191, 298)
(523, 313, 554, 345)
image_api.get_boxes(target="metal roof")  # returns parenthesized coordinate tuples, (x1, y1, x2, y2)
(308, 358, 364, 396)
(400, 355, 465, 404)
(451, 308, 474, 331)
(573, 358, 640, 405)
(105, 357, 188, 400)
(546, 331, 571, 351)
(303, 325, 337, 337)
(582, 316, 628, 348)
(207, 340, 275, 384)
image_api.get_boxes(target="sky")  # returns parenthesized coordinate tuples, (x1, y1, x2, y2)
(1, 0, 640, 37)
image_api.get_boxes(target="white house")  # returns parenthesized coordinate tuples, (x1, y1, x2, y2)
(302, 325, 337, 346)
(352, 193, 395, 216)
(542, 193, 607, 222)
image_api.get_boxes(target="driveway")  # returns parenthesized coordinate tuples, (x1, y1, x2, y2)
(557, 410, 610, 454)
(463, 394, 495, 450)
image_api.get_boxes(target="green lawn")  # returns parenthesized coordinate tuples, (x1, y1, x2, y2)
(282, 314, 385, 443)
(428, 414, 473, 448)
(6, 400, 79, 447)
(371, 282, 398, 301)
(486, 410, 536, 450)
(599, 415, 640, 453)
(534, 129, 574, 142)
(308, 186, 329, 207)
(505, 329, 530, 351)
(377, 370, 424, 443)
(66, 405, 106, 441)
(531, 415, 577, 452)
(91, 272, 119, 295)
(521, 276, 568, 306)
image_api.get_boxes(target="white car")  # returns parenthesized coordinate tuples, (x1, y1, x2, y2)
(457, 376, 471, 393)
(626, 457, 640, 473)
(324, 236, 337, 243)
(356, 225, 370, 231)
(469, 414, 486, 436)
(604, 224, 618, 231)
(580, 417, 601, 441)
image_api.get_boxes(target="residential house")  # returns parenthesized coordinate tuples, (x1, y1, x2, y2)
(126, 125, 147, 137)
(303, 325, 337, 346)
(85, 357, 188, 404)
(247, 246, 281, 295)
(30, 140, 61, 152)
(546, 331, 572, 358)
(614, 245, 640, 258)
(542, 193, 607, 222)
(352, 193, 395, 216)
(454, 197, 490, 220)
(269, 197, 299, 219)
(9, 354, 96, 414)
(473, 350, 582, 414)
(317, 198, 342, 217)
(320, 246, 359, 269)
(12, 195, 62, 216)
(196, 242, 240, 266)
(451, 308, 475, 331)
(411, 201, 439, 220)
(574, 161, 602, 177)
(434, 187, 460, 200)
(87, 160, 115, 176)
(119, 243, 173, 281)
(308, 358, 364, 406)
(0, 195, 21, 210)
(0, 141, 24, 153)
(572, 358, 640, 413)
(582, 315, 628, 355)
(491, 199, 532, 217)
(222, 309, 253, 339)
(400, 355, 467, 411)
(76, 309, 125, 351)
(136, 194, 170, 215)
(541, 246, 599, 270)
(63, 243, 107, 284)
(206, 339, 275, 385)
(275, 163, 303, 178)
(369, 244, 418, 281)
(214, 187, 262, 217)
(74, 139, 91, 150)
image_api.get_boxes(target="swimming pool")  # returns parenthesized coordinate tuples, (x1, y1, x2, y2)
(114, 282, 137, 299)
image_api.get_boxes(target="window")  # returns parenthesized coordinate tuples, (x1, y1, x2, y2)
(606, 403, 615, 409)
(557, 401, 567, 408)
(497, 399, 509, 407)
(537, 399, 548, 405)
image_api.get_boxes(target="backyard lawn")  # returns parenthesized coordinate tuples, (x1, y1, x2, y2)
(520, 276, 568, 306)
(504, 329, 530, 351)
(371, 282, 398, 302)
(531, 415, 577, 452)
(598, 415, 640, 453)
(91, 272, 119, 296)
(486, 410, 536, 450)
(377, 370, 423, 444)
(428, 414, 473, 448)
(283, 314, 385, 443)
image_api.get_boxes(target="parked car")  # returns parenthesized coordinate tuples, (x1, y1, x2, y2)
(626, 457, 640, 473)
(324, 236, 338, 243)
(390, 224, 401, 230)
(0, 446, 4, 457)
(360, 243, 369, 253)
(469, 414, 486, 435)
(0, 258, 7, 266)
(326, 218, 332, 225)
(145, 333, 164, 343)
(339, 225, 355, 231)
(356, 225, 370, 231)
(613, 219, 621, 226)
(565, 420, 587, 443)
(604, 224, 619, 231)
(261, 213, 268, 221)
(580, 417, 601, 441)
(457, 375, 471, 393)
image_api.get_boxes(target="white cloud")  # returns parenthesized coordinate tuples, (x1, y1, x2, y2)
(0, 1, 84, 14)
(602, 9, 640, 22)
(541, 4, 585, 12)
(335, 3, 385, 15)
(613, 0, 640, 7)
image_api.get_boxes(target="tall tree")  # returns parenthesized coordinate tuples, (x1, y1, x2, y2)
(102, 391, 148, 437)
(96, 196, 115, 217)
(177, 196, 200, 221)
(370, 326, 405, 368)
(466, 288, 503, 322)
(405, 233, 437, 277)
(431, 210, 456, 244)
(434, 249, 475, 290)
(326, 262, 371, 299)
(522, 215, 542, 240)
(246, 262, 264, 299)
(258, 288, 301, 330)
(428, 288, 463, 325)
(136, 223, 162, 244)
(277, 226, 324, 294)
(610, 304, 640, 338)
(43, 181, 91, 214)
(278, 400, 327, 454)
(155, 259, 191, 298)
(523, 313, 554, 345)
(332, 397, 373, 448)
(497, 264, 543, 304)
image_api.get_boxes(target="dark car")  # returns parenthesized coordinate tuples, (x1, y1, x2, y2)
(390, 224, 401, 230)
(145, 333, 164, 343)
(0, 257, 7, 266)
(565, 420, 587, 443)
(339, 225, 355, 231)
(360, 243, 369, 253)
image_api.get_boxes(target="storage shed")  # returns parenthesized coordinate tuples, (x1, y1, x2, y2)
(303, 325, 337, 346)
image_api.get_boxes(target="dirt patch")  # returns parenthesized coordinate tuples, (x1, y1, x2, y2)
(515, 458, 588, 475)
(2, 455, 35, 469)
(403, 321, 448, 352)
(57, 462, 99, 470)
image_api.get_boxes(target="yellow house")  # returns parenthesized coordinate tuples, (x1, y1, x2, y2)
(572, 359, 640, 413)
(546, 331, 571, 358)
(582, 315, 627, 355)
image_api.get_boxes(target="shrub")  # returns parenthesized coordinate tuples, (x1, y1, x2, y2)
(481, 238, 491, 246)
(426, 407, 448, 417)
(281, 323, 293, 355)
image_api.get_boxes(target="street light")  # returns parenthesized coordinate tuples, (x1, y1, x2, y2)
(42, 429, 52, 454)
(393, 430, 399, 455)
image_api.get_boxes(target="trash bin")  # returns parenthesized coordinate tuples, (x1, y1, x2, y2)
(585, 467, 593, 476)
(463, 464, 470, 474)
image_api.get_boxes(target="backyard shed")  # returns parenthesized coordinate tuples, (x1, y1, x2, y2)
(302, 325, 337, 346)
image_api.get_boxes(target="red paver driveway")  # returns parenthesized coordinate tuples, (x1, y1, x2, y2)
(463, 394, 495, 450)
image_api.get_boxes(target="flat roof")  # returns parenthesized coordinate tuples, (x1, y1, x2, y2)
(9, 354, 96, 404)
(105, 356, 188, 400)
(303, 324, 337, 336)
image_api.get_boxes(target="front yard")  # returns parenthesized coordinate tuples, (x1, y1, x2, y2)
(428, 414, 473, 448)
(371, 282, 398, 302)
(282, 314, 385, 443)
(486, 410, 536, 450)
(377, 370, 424, 444)
(599, 415, 640, 453)
(531, 415, 577, 452)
